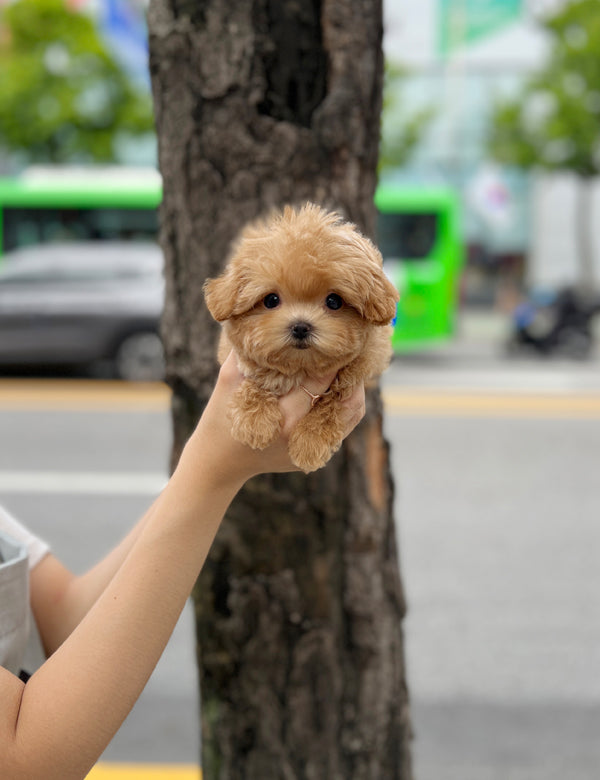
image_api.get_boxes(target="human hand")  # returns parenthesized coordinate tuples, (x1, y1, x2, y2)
(186, 351, 366, 488)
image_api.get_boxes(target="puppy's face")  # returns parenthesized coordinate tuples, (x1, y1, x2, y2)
(204, 204, 399, 375)
(219, 269, 369, 375)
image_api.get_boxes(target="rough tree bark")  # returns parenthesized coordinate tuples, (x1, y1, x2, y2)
(148, 1, 412, 777)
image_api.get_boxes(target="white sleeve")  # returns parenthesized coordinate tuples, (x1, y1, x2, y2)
(0, 504, 50, 570)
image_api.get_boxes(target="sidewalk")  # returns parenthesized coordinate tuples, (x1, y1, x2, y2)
(453, 306, 600, 362)
(386, 307, 600, 394)
(422, 306, 599, 362)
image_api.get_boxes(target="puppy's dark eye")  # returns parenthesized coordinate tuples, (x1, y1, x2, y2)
(263, 293, 280, 309)
(325, 293, 343, 311)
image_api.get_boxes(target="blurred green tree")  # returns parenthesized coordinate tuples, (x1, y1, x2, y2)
(379, 62, 435, 174)
(488, 0, 600, 288)
(0, 0, 154, 163)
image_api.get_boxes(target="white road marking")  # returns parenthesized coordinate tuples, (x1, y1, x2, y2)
(0, 471, 168, 495)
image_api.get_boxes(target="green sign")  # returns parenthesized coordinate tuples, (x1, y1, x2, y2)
(438, 0, 523, 56)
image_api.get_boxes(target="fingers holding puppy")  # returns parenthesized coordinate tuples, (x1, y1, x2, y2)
(272, 372, 366, 471)
(286, 381, 366, 472)
(339, 382, 367, 436)
(289, 380, 365, 435)
(279, 373, 335, 437)
(204, 353, 365, 478)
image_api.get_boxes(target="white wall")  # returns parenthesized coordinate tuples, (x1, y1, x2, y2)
(530, 173, 600, 289)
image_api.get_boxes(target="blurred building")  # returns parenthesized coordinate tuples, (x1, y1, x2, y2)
(382, 0, 579, 305)
(3, 0, 591, 301)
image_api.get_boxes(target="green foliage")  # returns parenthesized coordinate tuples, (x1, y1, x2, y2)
(488, 0, 600, 178)
(379, 62, 435, 174)
(0, 0, 154, 163)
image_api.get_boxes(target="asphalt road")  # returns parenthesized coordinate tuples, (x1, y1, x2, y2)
(1, 348, 599, 779)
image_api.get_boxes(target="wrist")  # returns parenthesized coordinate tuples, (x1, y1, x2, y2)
(176, 418, 251, 498)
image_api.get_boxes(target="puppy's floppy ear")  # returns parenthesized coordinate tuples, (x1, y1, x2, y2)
(336, 266, 398, 324)
(204, 264, 260, 322)
(204, 270, 235, 322)
(333, 234, 399, 325)
(361, 265, 399, 324)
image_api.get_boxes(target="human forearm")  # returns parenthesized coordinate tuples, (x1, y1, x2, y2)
(30, 360, 258, 658)
(12, 450, 238, 779)
(31, 503, 158, 655)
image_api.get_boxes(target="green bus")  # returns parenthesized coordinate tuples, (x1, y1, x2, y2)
(0, 168, 161, 252)
(0, 171, 463, 351)
(376, 184, 464, 352)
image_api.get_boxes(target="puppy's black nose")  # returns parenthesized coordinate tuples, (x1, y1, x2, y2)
(291, 321, 312, 341)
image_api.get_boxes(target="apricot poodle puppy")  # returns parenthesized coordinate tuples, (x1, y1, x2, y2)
(204, 202, 399, 473)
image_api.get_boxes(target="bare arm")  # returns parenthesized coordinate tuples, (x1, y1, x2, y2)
(31, 355, 365, 655)
(1, 353, 365, 779)
(30, 504, 157, 657)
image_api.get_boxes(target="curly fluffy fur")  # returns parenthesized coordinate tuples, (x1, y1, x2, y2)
(204, 203, 399, 473)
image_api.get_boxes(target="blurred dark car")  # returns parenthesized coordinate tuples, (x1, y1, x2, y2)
(0, 242, 165, 381)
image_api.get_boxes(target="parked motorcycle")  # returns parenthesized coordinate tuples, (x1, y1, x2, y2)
(506, 287, 600, 360)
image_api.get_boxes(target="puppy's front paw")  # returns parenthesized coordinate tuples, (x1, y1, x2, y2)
(288, 432, 338, 473)
(288, 406, 344, 473)
(229, 383, 282, 450)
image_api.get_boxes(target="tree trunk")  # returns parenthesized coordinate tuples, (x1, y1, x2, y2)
(148, 1, 412, 777)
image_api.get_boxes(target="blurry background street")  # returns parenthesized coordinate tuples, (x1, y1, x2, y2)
(1, 311, 599, 779)
(384, 316, 600, 780)
(2, 0, 600, 776)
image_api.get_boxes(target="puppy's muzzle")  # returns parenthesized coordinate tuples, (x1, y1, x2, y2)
(290, 321, 313, 348)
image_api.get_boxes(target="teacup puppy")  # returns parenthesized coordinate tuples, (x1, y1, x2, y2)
(204, 202, 399, 473)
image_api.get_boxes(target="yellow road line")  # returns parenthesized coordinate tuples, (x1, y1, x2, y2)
(1, 380, 600, 419)
(87, 764, 201, 780)
(0, 380, 171, 410)
(383, 389, 600, 418)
